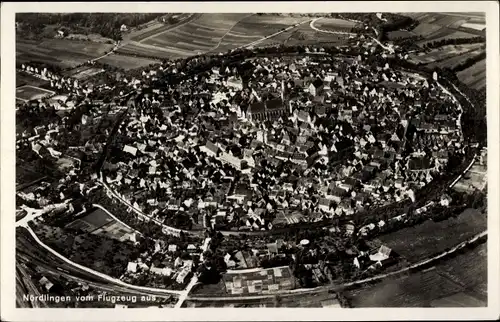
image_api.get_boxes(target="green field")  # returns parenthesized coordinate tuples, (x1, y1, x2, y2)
(117, 14, 315, 60)
(346, 242, 486, 307)
(409, 43, 483, 64)
(16, 85, 55, 102)
(16, 164, 47, 190)
(16, 71, 50, 88)
(65, 207, 136, 241)
(16, 38, 113, 68)
(98, 53, 160, 70)
(457, 59, 486, 90)
(372, 208, 486, 262)
(394, 13, 485, 44)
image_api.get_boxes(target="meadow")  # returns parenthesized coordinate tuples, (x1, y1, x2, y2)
(16, 38, 114, 68)
(346, 242, 486, 307)
(372, 208, 486, 263)
(16, 85, 55, 102)
(457, 59, 486, 90)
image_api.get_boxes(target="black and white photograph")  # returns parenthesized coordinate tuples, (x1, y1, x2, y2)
(1, 1, 499, 321)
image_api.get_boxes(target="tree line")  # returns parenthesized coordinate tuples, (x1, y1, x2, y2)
(16, 13, 165, 41)
(452, 51, 486, 73)
(423, 36, 486, 50)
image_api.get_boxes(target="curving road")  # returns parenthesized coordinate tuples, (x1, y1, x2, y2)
(21, 226, 184, 296)
(309, 18, 357, 36)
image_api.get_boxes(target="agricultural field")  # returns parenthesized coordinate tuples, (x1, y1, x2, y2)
(394, 13, 484, 44)
(426, 48, 485, 70)
(116, 14, 313, 60)
(255, 22, 351, 48)
(372, 208, 486, 263)
(65, 207, 136, 242)
(418, 30, 480, 46)
(16, 38, 114, 69)
(16, 85, 55, 102)
(98, 53, 160, 70)
(65, 65, 105, 80)
(118, 41, 195, 60)
(191, 266, 296, 297)
(184, 290, 341, 308)
(223, 266, 295, 295)
(140, 13, 251, 56)
(16, 164, 47, 190)
(346, 242, 487, 307)
(434, 243, 487, 303)
(403, 12, 485, 29)
(460, 22, 486, 31)
(408, 43, 484, 65)
(457, 59, 486, 90)
(16, 71, 50, 88)
(126, 13, 196, 42)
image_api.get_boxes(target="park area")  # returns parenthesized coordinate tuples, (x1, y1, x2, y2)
(16, 85, 55, 102)
(16, 38, 114, 69)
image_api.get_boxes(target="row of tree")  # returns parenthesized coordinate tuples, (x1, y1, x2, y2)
(16, 13, 165, 41)
(452, 51, 486, 73)
(423, 36, 486, 50)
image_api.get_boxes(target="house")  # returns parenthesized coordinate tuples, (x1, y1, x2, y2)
(247, 99, 287, 121)
(39, 276, 54, 292)
(224, 253, 237, 268)
(123, 145, 138, 156)
(328, 186, 347, 204)
(297, 110, 311, 123)
(369, 245, 392, 262)
(308, 78, 324, 97)
(200, 141, 220, 157)
(318, 197, 334, 214)
(127, 262, 138, 273)
(315, 105, 326, 117)
(150, 265, 172, 276)
(354, 192, 368, 205)
(440, 194, 452, 207)
(394, 178, 404, 189)
(227, 183, 253, 203)
(176, 265, 191, 284)
(267, 243, 279, 255)
(226, 76, 243, 90)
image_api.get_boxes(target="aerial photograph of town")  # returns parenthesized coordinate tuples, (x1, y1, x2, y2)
(13, 10, 488, 309)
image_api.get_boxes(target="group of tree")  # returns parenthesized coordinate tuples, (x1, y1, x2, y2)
(16, 13, 165, 41)
(452, 51, 486, 73)
(423, 36, 486, 50)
